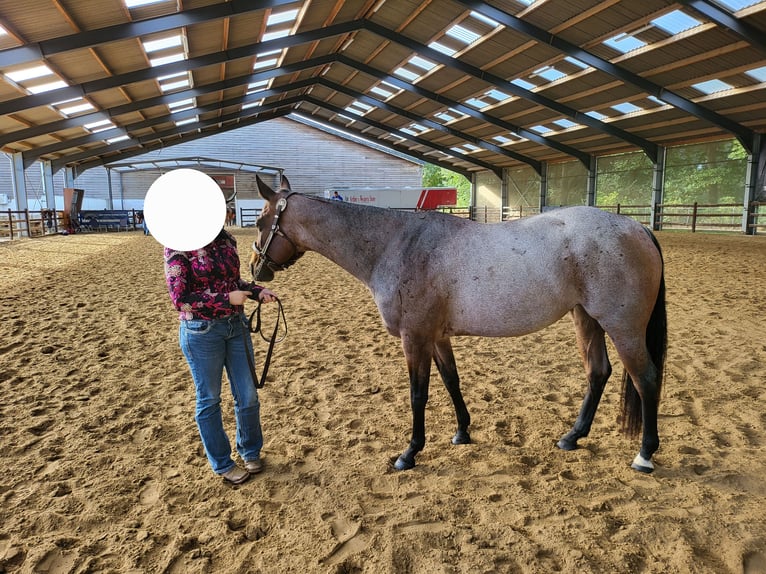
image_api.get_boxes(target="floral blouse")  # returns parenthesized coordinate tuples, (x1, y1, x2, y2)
(164, 229, 264, 320)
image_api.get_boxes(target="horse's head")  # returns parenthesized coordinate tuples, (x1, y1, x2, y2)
(249, 174, 304, 282)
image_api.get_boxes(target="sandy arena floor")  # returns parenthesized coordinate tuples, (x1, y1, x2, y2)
(0, 227, 765, 573)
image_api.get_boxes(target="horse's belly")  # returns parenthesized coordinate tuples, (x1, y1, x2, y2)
(447, 297, 570, 338)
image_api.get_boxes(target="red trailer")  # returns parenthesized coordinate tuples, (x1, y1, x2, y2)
(324, 187, 457, 210)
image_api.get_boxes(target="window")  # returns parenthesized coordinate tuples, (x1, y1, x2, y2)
(692, 79, 734, 94)
(603, 33, 647, 54)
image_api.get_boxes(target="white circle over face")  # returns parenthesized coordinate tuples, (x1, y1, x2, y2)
(143, 168, 226, 251)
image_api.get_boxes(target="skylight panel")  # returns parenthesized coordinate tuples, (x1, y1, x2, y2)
(345, 101, 373, 115)
(486, 89, 510, 102)
(651, 10, 701, 35)
(553, 118, 578, 129)
(564, 56, 588, 69)
(611, 102, 643, 114)
(533, 66, 566, 82)
(712, 0, 761, 10)
(85, 119, 115, 133)
(58, 101, 94, 116)
(586, 110, 608, 120)
(169, 98, 194, 111)
(401, 124, 429, 136)
(408, 56, 437, 71)
(692, 79, 734, 94)
(471, 11, 500, 28)
(143, 35, 183, 52)
(603, 33, 647, 54)
(253, 57, 278, 70)
(465, 97, 489, 109)
(248, 80, 270, 93)
(744, 66, 766, 82)
(493, 133, 524, 145)
(427, 41, 457, 56)
(175, 117, 196, 127)
(267, 8, 299, 26)
(393, 67, 421, 82)
(125, 0, 168, 7)
(242, 100, 264, 110)
(434, 108, 467, 123)
(370, 84, 396, 99)
(27, 80, 68, 94)
(445, 24, 481, 45)
(529, 125, 553, 134)
(510, 78, 536, 91)
(106, 134, 130, 144)
(262, 29, 290, 42)
(6, 64, 54, 82)
(150, 53, 184, 67)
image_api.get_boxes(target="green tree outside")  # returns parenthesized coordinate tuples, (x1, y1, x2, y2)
(422, 164, 471, 205)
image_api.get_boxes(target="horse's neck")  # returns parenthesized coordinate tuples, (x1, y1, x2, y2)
(290, 197, 396, 284)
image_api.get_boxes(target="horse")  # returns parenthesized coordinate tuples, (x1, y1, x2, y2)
(249, 175, 667, 474)
(226, 206, 236, 227)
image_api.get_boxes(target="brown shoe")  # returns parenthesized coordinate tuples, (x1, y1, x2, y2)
(244, 459, 263, 474)
(221, 465, 250, 484)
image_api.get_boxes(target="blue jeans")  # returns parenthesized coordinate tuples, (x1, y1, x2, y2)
(179, 313, 263, 474)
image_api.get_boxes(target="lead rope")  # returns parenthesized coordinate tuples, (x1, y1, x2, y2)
(245, 297, 287, 388)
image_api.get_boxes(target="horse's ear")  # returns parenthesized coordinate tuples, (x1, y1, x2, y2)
(256, 175, 276, 201)
(280, 175, 291, 191)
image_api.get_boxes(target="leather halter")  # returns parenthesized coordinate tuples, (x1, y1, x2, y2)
(251, 190, 301, 279)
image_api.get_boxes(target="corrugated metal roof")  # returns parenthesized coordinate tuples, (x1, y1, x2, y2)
(0, 0, 763, 178)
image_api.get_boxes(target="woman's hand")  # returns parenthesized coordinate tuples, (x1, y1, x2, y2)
(228, 290, 252, 306)
(258, 288, 278, 303)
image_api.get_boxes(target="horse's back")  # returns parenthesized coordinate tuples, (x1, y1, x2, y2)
(428, 206, 663, 338)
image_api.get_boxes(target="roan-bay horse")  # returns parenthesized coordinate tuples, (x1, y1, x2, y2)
(250, 175, 666, 474)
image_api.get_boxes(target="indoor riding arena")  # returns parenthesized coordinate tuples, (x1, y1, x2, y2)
(1, 1, 766, 574)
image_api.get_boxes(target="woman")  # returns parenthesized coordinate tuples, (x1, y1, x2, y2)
(164, 228, 278, 484)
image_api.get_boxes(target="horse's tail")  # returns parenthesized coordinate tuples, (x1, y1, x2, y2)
(621, 231, 667, 436)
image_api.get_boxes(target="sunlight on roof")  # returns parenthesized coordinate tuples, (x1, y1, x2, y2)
(150, 52, 184, 67)
(651, 10, 701, 35)
(58, 101, 94, 116)
(85, 119, 115, 133)
(174, 117, 196, 127)
(603, 33, 647, 54)
(744, 65, 766, 82)
(369, 83, 397, 99)
(263, 29, 291, 42)
(106, 135, 130, 144)
(712, 0, 762, 10)
(510, 78, 536, 91)
(242, 100, 264, 110)
(168, 98, 194, 112)
(253, 57, 279, 70)
(143, 35, 183, 52)
(393, 67, 421, 82)
(5, 64, 54, 82)
(427, 42, 457, 56)
(27, 80, 68, 94)
(434, 108, 468, 123)
(586, 110, 608, 120)
(125, 0, 170, 7)
(564, 56, 589, 69)
(611, 101, 643, 114)
(401, 124, 430, 136)
(409, 56, 437, 71)
(692, 79, 734, 94)
(267, 8, 299, 26)
(529, 125, 553, 135)
(533, 65, 566, 82)
(247, 80, 270, 93)
(445, 24, 481, 45)
(345, 101, 373, 116)
(553, 118, 579, 129)
(158, 71, 190, 93)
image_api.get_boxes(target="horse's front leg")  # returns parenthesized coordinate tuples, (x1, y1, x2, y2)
(394, 336, 432, 471)
(433, 338, 471, 445)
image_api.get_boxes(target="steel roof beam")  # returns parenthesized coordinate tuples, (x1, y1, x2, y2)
(365, 20, 660, 162)
(336, 55, 587, 169)
(0, 20, 362, 116)
(456, 0, 757, 153)
(315, 78, 541, 173)
(0, 0, 298, 68)
(675, 0, 766, 55)
(0, 55, 335, 148)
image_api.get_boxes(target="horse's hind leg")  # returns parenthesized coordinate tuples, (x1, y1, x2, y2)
(433, 338, 471, 445)
(557, 306, 612, 451)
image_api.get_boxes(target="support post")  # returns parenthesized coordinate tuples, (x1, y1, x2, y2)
(539, 161, 548, 213)
(10, 152, 27, 212)
(586, 156, 597, 206)
(651, 146, 666, 231)
(743, 134, 764, 235)
(41, 160, 55, 211)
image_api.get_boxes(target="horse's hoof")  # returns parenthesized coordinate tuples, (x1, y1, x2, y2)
(394, 455, 415, 471)
(556, 437, 578, 451)
(451, 430, 471, 445)
(630, 453, 655, 474)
